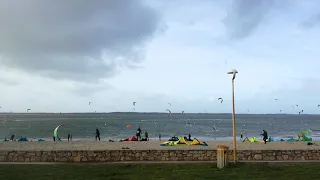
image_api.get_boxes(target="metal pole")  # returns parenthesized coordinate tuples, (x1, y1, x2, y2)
(232, 79, 237, 163)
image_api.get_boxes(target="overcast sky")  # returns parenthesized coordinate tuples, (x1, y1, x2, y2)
(1, 0, 320, 114)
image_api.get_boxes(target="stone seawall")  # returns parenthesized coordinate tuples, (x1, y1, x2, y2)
(1, 150, 320, 162)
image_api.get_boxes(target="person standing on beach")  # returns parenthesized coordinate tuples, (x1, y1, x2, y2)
(145, 131, 149, 141)
(95, 128, 100, 141)
(136, 127, 142, 141)
(10, 134, 14, 141)
(68, 134, 70, 141)
(159, 133, 161, 141)
(260, 130, 268, 144)
(188, 133, 191, 141)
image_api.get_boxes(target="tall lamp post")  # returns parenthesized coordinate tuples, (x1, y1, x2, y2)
(227, 69, 238, 163)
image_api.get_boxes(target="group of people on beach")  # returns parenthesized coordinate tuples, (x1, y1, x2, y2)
(95, 127, 150, 142)
(6, 127, 270, 143)
(136, 127, 149, 141)
(240, 130, 268, 144)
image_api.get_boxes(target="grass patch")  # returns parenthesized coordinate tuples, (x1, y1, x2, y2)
(0, 163, 320, 180)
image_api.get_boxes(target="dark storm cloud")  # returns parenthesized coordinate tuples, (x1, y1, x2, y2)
(223, 0, 274, 40)
(0, 0, 164, 82)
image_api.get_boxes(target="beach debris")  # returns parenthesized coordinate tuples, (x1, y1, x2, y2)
(89, 102, 92, 105)
(166, 109, 172, 117)
(133, 102, 137, 106)
(218, 98, 223, 103)
(307, 142, 316, 146)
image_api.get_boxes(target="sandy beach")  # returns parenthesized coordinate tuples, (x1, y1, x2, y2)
(1, 141, 320, 151)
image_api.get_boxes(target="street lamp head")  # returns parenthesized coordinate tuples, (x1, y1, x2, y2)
(227, 69, 238, 80)
(227, 69, 238, 74)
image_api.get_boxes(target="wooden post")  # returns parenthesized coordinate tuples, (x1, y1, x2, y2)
(217, 145, 229, 169)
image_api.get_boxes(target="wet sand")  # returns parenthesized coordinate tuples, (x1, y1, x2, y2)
(0, 141, 319, 151)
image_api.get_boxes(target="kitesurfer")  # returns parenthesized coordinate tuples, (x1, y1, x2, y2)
(213, 125, 218, 132)
(95, 128, 100, 141)
(260, 130, 268, 144)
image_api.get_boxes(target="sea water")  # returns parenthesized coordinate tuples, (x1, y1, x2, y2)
(0, 113, 319, 141)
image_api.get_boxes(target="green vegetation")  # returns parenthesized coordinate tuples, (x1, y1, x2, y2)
(0, 163, 319, 180)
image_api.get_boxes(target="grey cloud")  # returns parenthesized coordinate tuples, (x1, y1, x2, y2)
(300, 13, 320, 28)
(223, 0, 274, 40)
(0, 77, 20, 86)
(0, 0, 164, 82)
(70, 83, 113, 96)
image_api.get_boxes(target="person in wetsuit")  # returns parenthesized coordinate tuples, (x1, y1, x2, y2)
(10, 134, 14, 141)
(158, 133, 161, 141)
(95, 128, 100, 141)
(145, 131, 149, 141)
(260, 130, 268, 144)
(136, 127, 142, 141)
(68, 134, 71, 141)
(188, 133, 191, 141)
